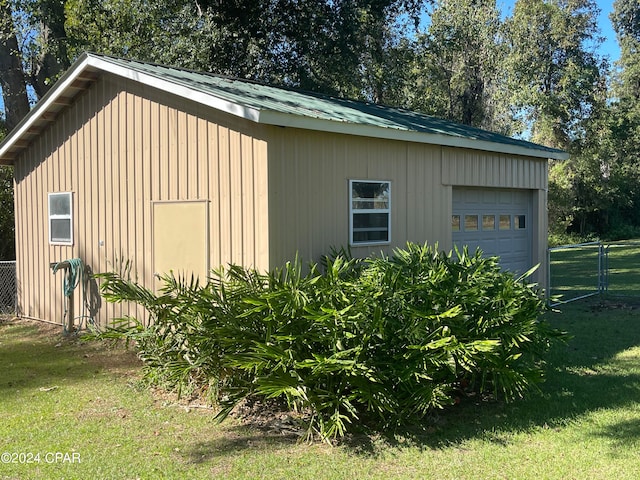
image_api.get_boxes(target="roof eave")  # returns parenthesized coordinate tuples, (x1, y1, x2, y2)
(83, 55, 262, 122)
(0, 53, 93, 164)
(0, 53, 263, 164)
(258, 111, 569, 161)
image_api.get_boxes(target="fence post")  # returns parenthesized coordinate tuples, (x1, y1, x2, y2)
(598, 243, 609, 294)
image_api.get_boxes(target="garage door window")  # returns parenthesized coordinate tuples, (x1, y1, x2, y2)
(482, 215, 495, 230)
(350, 180, 390, 244)
(464, 215, 479, 231)
(452, 215, 461, 231)
(454, 213, 527, 232)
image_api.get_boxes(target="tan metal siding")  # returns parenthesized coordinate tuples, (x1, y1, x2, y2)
(266, 128, 451, 266)
(14, 74, 269, 326)
(265, 129, 548, 291)
(441, 147, 547, 190)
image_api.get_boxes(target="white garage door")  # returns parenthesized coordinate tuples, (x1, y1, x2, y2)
(452, 188, 532, 275)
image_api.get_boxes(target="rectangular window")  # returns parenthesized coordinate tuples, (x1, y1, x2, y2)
(49, 192, 73, 245)
(464, 215, 479, 231)
(350, 180, 390, 244)
(452, 215, 461, 231)
(482, 215, 496, 230)
(499, 214, 511, 230)
(515, 215, 526, 229)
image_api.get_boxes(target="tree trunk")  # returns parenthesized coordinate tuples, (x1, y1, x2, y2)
(0, 2, 30, 130)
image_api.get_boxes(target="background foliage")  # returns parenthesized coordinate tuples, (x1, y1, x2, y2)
(1, 0, 640, 249)
(95, 244, 563, 441)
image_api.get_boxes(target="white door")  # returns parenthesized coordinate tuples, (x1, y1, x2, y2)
(452, 188, 532, 275)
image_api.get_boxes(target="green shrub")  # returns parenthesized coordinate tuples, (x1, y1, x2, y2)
(94, 243, 565, 441)
(548, 231, 598, 247)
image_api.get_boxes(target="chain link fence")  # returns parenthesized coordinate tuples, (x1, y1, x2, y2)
(548, 242, 605, 306)
(0, 261, 16, 315)
(601, 242, 640, 302)
(548, 241, 640, 306)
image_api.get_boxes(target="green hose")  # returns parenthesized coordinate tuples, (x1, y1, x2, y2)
(52, 258, 96, 333)
(52, 258, 83, 297)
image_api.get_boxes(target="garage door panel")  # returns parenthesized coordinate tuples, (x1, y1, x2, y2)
(453, 187, 532, 275)
(498, 190, 515, 205)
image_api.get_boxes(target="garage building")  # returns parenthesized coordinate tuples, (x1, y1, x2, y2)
(0, 53, 567, 327)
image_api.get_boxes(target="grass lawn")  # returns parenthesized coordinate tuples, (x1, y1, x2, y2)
(2, 299, 640, 479)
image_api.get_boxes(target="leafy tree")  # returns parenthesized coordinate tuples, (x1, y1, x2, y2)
(0, 0, 30, 129)
(580, 0, 640, 237)
(411, 0, 510, 132)
(63, 0, 426, 100)
(610, 0, 640, 114)
(0, 164, 14, 261)
(550, 0, 640, 239)
(611, 0, 640, 102)
(0, 124, 14, 260)
(504, 0, 605, 149)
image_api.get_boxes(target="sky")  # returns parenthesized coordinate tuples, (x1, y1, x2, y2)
(592, 0, 622, 61)
(499, 0, 621, 62)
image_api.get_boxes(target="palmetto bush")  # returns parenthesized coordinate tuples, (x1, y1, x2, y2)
(95, 244, 564, 441)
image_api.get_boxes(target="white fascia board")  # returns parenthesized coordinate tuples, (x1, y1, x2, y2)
(258, 110, 569, 161)
(0, 54, 262, 162)
(0, 55, 94, 161)
(85, 55, 262, 122)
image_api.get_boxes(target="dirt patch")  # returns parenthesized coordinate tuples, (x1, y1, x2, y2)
(230, 396, 308, 437)
(1, 315, 69, 335)
(590, 300, 640, 312)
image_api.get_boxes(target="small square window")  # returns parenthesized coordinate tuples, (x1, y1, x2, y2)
(349, 180, 390, 245)
(499, 215, 511, 230)
(49, 192, 73, 245)
(464, 215, 479, 231)
(482, 215, 496, 230)
(515, 215, 526, 229)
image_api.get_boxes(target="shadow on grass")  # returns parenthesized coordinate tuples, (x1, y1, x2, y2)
(182, 298, 640, 459)
(593, 418, 640, 451)
(185, 426, 300, 464)
(0, 319, 139, 399)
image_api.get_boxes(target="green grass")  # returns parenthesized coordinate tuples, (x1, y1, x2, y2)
(3, 300, 640, 479)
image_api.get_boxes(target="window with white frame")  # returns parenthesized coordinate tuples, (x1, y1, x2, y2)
(48, 192, 73, 245)
(349, 180, 390, 245)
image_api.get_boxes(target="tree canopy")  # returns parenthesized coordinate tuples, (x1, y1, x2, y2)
(1, 0, 639, 245)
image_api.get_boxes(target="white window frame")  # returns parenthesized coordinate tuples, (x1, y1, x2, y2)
(349, 179, 391, 246)
(48, 192, 73, 245)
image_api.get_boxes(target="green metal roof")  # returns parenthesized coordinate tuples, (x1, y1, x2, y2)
(101, 54, 565, 157)
(0, 52, 568, 164)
